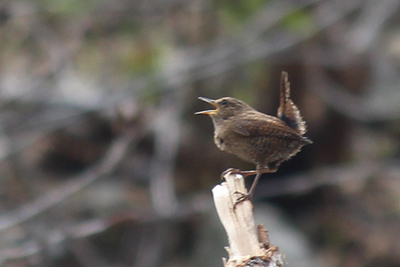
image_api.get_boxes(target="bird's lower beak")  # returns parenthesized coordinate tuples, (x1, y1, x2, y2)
(195, 97, 219, 115)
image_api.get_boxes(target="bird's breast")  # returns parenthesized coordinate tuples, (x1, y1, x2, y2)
(213, 133, 226, 151)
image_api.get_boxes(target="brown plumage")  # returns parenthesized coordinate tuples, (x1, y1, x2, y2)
(196, 72, 312, 205)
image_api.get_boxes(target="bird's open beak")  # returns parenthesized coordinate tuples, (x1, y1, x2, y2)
(195, 97, 219, 115)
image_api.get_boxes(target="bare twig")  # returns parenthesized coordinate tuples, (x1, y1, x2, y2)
(255, 160, 400, 199)
(0, 217, 114, 265)
(307, 68, 400, 121)
(0, 127, 144, 232)
(345, 0, 399, 54)
(148, 92, 183, 216)
(0, 190, 213, 265)
(159, 0, 363, 86)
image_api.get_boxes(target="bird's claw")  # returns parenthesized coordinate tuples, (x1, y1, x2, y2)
(233, 191, 253, 209)
(220, 168, 243, 180)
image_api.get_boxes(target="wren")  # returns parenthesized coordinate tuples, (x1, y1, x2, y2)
(196, 72, 312, 206)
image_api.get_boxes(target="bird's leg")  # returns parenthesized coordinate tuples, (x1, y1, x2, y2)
(233, 166, 277, 208)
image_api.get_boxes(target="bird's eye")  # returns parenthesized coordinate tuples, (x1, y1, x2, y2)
(221, 99, 228, 106)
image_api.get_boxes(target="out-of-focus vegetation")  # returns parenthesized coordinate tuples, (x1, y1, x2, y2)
(1, 0, 400, 266)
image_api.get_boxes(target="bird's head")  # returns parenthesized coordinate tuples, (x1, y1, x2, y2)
(195, 97, 252, 121)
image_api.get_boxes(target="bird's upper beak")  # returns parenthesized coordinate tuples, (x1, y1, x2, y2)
(195, 97, 219, 115)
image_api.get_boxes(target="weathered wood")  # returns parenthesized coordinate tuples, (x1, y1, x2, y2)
(212, 171, 284, 267)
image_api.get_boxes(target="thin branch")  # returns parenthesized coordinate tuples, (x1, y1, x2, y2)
(0, 190, 213, 265)
(159, 0, 363, 87)
(0, 127, 144, 232)
(345, 0, 400, 54)
(307, 67, 400, 121)
(148, 91, 185, 216)
(0, 217, 113, 265)
(256, 161, 400, 199)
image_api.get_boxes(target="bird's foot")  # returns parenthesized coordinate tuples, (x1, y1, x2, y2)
(233, 191, 253, 209)
(221, 168, 257, 180)
(221, 168, 243, 180)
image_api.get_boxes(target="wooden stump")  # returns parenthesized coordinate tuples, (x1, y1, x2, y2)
(212, 171, 284, 267)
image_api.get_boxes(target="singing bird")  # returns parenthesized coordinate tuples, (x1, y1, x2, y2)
(195, 72, 312, 205)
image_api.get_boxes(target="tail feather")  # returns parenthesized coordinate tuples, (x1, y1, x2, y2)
(277, 72, 307, 135)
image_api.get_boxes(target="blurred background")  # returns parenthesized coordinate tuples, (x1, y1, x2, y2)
(0, 0, 400, 266)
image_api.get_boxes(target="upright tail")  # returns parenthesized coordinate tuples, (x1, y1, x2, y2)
(277, 72, 307, 136)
